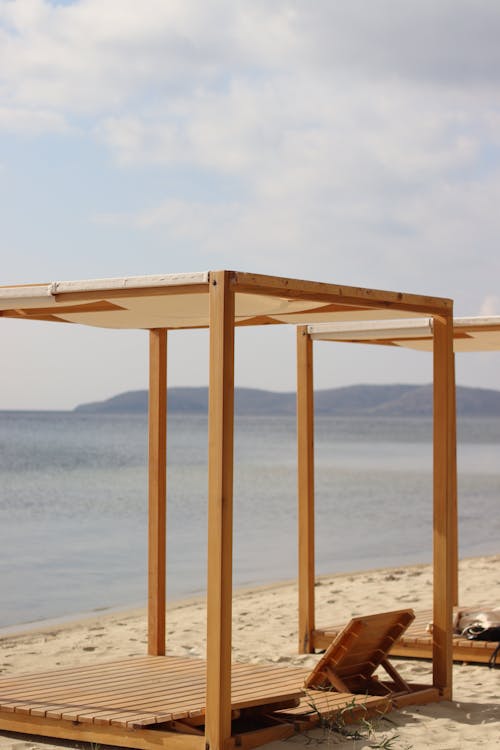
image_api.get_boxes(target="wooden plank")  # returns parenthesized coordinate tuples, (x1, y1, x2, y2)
(18, 665, 202, 719)
(297, 326, 315, 654)
(70, 678, 300, 727)
(148, 329, 167, 656)
(228, 724, 295, 750)
(230, 271, 452, 315)
(6, 680, 222, 724)
(48, 681, 204, 723)
(0, 710, 205, 750)
(206, 270, 235, 750)
(0, 659, 305, 715)
(432, 314, 455, 698)
(0, 656, 197, 691)
(392, 688, 440, 708)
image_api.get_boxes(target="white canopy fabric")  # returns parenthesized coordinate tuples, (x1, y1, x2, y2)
(0, 271, 446, 330)
(307, 317, 500, 352)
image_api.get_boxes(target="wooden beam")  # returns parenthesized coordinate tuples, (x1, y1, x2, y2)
(0, 711, 205, 750)
(148, 329, 167, 656)
(229, 726, 295, 750)
(296, 326, 315, 653)
(432, 314, 455, 698)
(450, 352, 458, 606)
(230, 271, 452, 315)
(205, 271, 235, 750)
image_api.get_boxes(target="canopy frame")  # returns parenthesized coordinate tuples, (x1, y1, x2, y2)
(0, 270, 454, 749)
(296, 316, 500, 673)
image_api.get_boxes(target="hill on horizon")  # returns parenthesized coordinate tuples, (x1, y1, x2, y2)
(74, 383, 500, 417)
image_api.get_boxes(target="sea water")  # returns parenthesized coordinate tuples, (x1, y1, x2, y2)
(0, 412, 498, 628)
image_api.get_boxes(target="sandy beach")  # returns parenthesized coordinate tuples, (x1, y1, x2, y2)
(0, 554, 499, 750)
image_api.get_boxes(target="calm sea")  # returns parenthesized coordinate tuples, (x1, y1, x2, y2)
(0, 412, 498, 629)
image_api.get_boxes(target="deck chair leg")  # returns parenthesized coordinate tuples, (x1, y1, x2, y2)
(380, 658, 411, 693)
(324, 666, 351, 693)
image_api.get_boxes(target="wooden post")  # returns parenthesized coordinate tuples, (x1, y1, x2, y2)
(432, 315, 455, 698)
(148, 328, 167, 656)
(205, 271, 235, 750)
(450, 352, 458, 606)
(297, 326, 315, 653)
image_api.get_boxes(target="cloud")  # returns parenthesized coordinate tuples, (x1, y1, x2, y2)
(479, 295, 500, 316)
(2, 0, 500, 309)
(0, 105, 68, 134)
(293, 1, 500, 85)
(0, 0, 284, 115)
(1, 1, 500, 119)
(95, 74, 482, 191)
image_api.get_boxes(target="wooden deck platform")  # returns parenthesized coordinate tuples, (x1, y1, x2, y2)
(312, 606, 498, 664)
(0, 655, 435, 750)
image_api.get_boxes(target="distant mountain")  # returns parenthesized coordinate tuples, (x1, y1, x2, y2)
(74, 384, 500, 417)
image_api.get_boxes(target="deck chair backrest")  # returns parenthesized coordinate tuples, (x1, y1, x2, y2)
(305, 609, 415, 694)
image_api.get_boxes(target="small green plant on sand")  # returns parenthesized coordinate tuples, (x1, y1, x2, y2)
(294, 691, 412, 749)
(369, 735, 405, 749)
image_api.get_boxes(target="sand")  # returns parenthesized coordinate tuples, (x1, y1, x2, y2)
(0, 554, 499, 750)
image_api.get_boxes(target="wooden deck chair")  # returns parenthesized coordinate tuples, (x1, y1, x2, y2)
(305, 609, 415, 697)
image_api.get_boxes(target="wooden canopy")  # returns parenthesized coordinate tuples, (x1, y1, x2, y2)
(307, 315, 500, 351)
(0, 271, 456, 750)
(297, 315, 499, 667)
(0, 271, 445, 328)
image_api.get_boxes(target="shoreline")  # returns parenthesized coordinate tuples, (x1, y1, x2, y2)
(0, 557, 437, 640)
(2, 542, 498, 638)
(1, 553, 496, 641)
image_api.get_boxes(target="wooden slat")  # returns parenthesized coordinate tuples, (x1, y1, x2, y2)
(206, 270, 235, 750)
(297, 325, 315, 654)
(0, 661, 308, 727)
(0, 659, 303, 709)
(0, 658, 307, 724)
(0, 656, 195, 691)
(82, 669, 301, 727)
(148, 329, 168, 656)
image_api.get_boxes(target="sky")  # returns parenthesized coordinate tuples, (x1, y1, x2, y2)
(1, 0, 500, 409)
